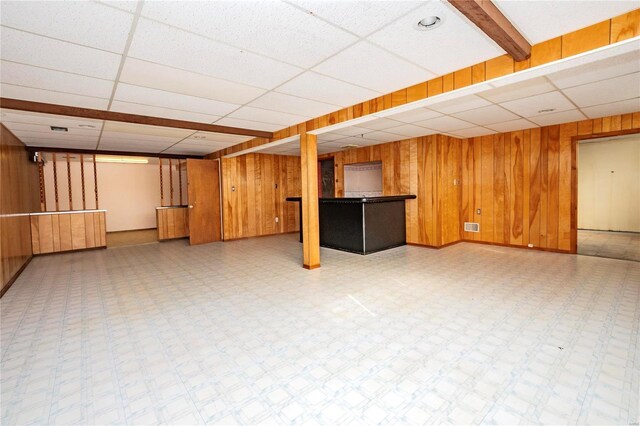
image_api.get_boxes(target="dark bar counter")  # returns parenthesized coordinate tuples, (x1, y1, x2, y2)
(286, 195, 416, 255)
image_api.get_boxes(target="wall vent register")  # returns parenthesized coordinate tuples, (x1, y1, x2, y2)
(464, 222, 480, 232)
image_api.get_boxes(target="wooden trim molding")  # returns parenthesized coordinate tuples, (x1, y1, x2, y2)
(0, 98, 274, 139)
(26, 147, 201, 160)
(448, 0, 531, 61)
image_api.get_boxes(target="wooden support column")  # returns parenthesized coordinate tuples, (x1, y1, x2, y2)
(300, 133, 320, 269)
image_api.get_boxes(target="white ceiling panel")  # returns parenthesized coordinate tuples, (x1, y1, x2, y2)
(384, 123, 438, 137)
(368, 1, 504, 75)
(128, 18, 302, 90)
(119, 58, 267, 105)
(413, 115, 474, 132)
(562, 72, 640, 108)
(0, 0, 134, 53)
(97, 1, 138, 14)
(496, 1, 638, 44)
(109, 100, 221, 124)
(293, 1, 422, 37)
(3, 122, 100, 137)
(102, 122, 193, 139)
(452, 105, 520, 125)
(141, 1, 357, 68)
(363, 131, 406, 143)
(113, 83, 239, 116)
(429, 95, 493, 114)
(187, 132, 253, 145)
(0, 27, 122, 80)
(20, 139, 99, 149)
(11, 131, 99, 143)
(0, 110, 103, 128)
(335, 136, 380, 146)
(480, 78, 556, 104)
(331, 125, 374, 137)
(383, 108, 442, 123)
(500, 91, 576, 118)
(0, 61, 114, 99)
(547, 50, 640, 89)
(214, 117, 284, 132)
(99, 141, 175, 152)
(486, 118, 538, 133)
(581, 98, 640, 119)
(313, 41, 432, 93)
(358, 118, 405, 131)
(226, 106, 310, 126)
(528, 109, 587, 127)
(163, 143, 222, 155)
(248, 92, 339, 118)
(276, 71, 380, 106)
(447, 127, 496, 138)
(0, 84, 109, 110)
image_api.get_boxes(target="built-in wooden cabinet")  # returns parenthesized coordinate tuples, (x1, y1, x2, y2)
(31, 210, 106, 254)
(156, 206, 189, 240)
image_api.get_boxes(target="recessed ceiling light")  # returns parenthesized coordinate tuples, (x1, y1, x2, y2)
(50, 126, 68, 132)
(78, 124, 95, 129)
(537, 108, 556, 114)
(415, 16, 442, 31)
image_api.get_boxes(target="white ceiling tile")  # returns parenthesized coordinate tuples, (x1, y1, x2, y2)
(335, 136, 379, 146)
(0, 84, 109, 109)
(276, 72, 380, 106)
(332, 126, 374, 137)
(547, 50, 640, 89)
(1, 1, 134, 53)
(562, 72, 640, 108)
(113, 83, 239, 116)
(248, 92, 339, 118)
(163, 143, 220, 155)
(447, 127, 497, 138)
(99, 132, 183, 145)
(119, 58, 267, 105)
(0, 27, 122, 80)
(11, 131, 99, 142)
(581, 98, 640, 119)
(0, 61, 114, 99)
(21, 139, 99, 149)
(384, 123, 438, 137)
(99, 141, 175, 152)
(429, 95, 492, 114)
(495, 1, 639, 44)
(293, 1, 422, 36)
(528, 109, 587, 127)
(141, 1, 357, 68)
(128, 18, 302, 90)
(188, 132, 253, 144)
(109, 100, 221, 124)
(363, 131, 405, 143)
(227, 106, 310, 127)
(500, 91, 576, 117)
(214, 117, 283, 132)
(0, 110, 103, 128)
(452, 105, 520, 126)
(4, 122, 100, 137)
(413, 116, 475, 132)
(97, 1, 139, 14)
(383, 108, 442, 123)
(480, 78, 556, 104)
(313, 41, 432, 93)
(368, 1, 504, 75)
(486, 119, 538, 133)
(317, 133, 346, 142)
(102, 122, 193, 139)
(360, 118, 405, 131)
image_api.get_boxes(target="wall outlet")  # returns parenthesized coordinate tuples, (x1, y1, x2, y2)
(528, 243, 534, 248)
(476, 208, 481, 215)
(275, 217, 279, 223)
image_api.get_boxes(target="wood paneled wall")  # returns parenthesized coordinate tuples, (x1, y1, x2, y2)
(157, 207, 189, 240)
(326, 134, 462, 247)
(208, 9, 640, 159)
(221, 153, 301, 240)
(461, 113, 640, 252)
(31, 211, 106, 254)
(0, 124, 39, 295)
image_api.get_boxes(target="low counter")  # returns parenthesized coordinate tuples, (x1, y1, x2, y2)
(286, 195, 416, 255)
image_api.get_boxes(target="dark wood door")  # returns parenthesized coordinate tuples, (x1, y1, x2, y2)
(187, 159, 221, 245)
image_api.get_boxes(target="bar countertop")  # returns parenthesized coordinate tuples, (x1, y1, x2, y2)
(286, 195, 416, 204)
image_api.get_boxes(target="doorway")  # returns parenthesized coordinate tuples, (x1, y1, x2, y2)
(577, 133, 640, 261)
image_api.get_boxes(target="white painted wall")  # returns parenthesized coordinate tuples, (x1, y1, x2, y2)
(43, 156, 186, 232)
(344, 161, 383, 197)
(578, 135, 640, 232)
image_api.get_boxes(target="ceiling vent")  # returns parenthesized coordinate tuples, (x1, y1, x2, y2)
(50, 126, 68, 132)
(464, 222, 480, 232)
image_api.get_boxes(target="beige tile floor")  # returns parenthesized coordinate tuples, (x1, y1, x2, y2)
(1, 234, 639, 425)
(578, 229, 640, 262)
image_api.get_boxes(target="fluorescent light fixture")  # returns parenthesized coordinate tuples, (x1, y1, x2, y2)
(95, 155, 148, 164)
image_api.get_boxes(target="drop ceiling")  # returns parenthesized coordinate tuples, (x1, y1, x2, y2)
(0, 0, 638, 155)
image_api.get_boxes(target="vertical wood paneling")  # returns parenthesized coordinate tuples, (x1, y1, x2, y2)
(59, 213, 72, 251)
(510, 131, 524, 245)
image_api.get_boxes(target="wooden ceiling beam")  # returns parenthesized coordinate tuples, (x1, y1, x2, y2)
(25, 147, 203, 160)
(448, 0, 531, 61)
(0, 98, 274, 139)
